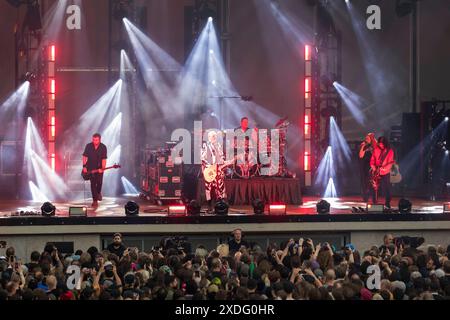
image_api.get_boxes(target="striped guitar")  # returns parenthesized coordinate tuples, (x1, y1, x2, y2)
(203, 158, 236, 183)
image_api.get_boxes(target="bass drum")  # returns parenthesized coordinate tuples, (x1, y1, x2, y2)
(234, 163, 259, 179)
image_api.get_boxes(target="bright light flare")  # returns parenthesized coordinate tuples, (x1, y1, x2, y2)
(330, 117, 352, 163)
(333, 82, 367, 125)
(324, 178, 338, 198)
(29, 181, 50, 203)
(121, 176, 139, 196)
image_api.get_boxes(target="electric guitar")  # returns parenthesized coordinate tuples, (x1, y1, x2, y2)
(390, 163, 402, 184)
(203, 158, 236, 183)
(81, 164, 121, 181)
(370, 160, 397, 191)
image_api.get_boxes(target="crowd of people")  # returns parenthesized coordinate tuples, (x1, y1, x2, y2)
(1, 230, 450, 300)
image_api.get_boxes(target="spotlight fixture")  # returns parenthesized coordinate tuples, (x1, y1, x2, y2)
(69, 207, 87, 217)
(252, 199, 265, 215)
(113, 0, 133, 20)
(22, 72, 37, 83)
(445, 117, 449, 122)
(214, 199, 229, 215)
(366, 203, 384, 213)
(316, 200, 330, 214)
(124, 201, 139, 216)
(208, 17, 213, 22)
(398, 199, 412, 214)
(269, 204, 287, 215)
(444, 203, 450, 214)
(187, 200, 201, 216)
(41, 202, 56, 217)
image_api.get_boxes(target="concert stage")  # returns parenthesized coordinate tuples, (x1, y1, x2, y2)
(0, 196, 449, 261)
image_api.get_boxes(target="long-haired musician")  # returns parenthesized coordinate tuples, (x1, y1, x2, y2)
(370, 136, 394, 208)
(359, 133, 377, 202)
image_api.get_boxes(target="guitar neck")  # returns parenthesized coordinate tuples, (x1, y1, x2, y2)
(91, 166, 115, 173)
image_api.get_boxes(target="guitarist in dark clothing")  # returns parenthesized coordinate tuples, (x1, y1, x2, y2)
(370, 136, 394, 208)
(83, 133, 107, 208)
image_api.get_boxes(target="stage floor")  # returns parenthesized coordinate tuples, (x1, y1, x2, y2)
(0, 195, 447, 219)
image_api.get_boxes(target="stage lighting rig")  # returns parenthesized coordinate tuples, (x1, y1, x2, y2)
(113, 0, 134, 21)
(252, 199, 265, 215)
(316, 200, 330, 214)
(214, 199, 229, 215)
(194, 0, 218, 21)
(187, 200, 201, 216)
(41, 202, 56, 216)
(125, 201, 139, 216)
(22, 72, 37, 83)
(398, 199, 412, 214)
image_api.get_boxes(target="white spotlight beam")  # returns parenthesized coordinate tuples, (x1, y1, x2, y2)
(123, 18, 180, 70)
(333, 82, 367, 125)
(121, 176, 139, 196)
(123, 19, 179, 118)
(0, 81, 30, 117)
(103, 112, 123, 149)
(30, 149, 69, 199)
(61, 79, 122, 153)
(103, 145, 122, 196)
(330, 117, 352, 164)
(29, 181, 50, 203)
(120, 50, 135, 80)
(267, 1, 313, 47)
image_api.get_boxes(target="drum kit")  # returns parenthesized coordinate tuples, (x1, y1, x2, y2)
(226, 117, 290, 179)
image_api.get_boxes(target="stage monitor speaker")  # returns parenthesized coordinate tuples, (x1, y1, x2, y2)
(367, 204, 384, 213)
(69, 207, 87, 217)
(444, 203, 450, 214)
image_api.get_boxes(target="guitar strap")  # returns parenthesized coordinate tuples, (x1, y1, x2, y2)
(378, 148, 390, 168)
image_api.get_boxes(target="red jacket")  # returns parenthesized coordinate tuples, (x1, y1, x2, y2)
(370, 147, 394, 176)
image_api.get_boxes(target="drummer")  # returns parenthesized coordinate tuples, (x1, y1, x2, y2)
(234, 117, 258, 167)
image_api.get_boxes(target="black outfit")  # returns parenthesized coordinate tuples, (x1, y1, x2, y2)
(374, 174, 392, 207)
(106, 243, 126, 258)
(359, 143, 372, 202)
(83, 143, 107, 201)
(228, 238, 249, 254)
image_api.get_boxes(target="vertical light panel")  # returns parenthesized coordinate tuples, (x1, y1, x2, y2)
(47, 45, 56, 171)
(303, 45, 313, 186)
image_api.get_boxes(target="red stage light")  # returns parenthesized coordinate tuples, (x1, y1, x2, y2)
(304, 152, 310, 171)
(305, 45, 311, 61)
(51, 153, 56, 171)
(51, 117, 55, 138)
(305, 78, 311, 99)
(49, 45, 56, 61)
(269, 204, 286, 215)
(50, 79, 55, 93)
(168, 205, 186, 215)
(304, 115, 310, 135)
(443, 203, 450, 213)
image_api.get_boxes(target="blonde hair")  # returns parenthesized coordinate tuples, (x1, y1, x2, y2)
(217, 244, 229, 258)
